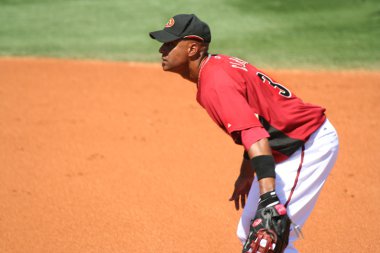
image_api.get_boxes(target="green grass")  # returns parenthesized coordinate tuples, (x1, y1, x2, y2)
(0, 0, 379, 69)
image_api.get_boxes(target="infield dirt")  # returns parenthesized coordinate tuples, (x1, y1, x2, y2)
(1, 58, 379, 252)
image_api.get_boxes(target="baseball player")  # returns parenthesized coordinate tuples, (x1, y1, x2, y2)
(149, 14, 339, 253)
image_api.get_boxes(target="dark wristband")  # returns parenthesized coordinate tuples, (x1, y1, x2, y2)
(250, 155, 276, 180)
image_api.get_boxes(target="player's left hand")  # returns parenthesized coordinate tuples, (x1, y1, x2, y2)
(242, 191, 291, 253)
(229, 174, 253, 210)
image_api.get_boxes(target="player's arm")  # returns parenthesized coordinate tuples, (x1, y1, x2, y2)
(245, 137, 275, 195)
(241, 134, 291, 253)
(229, 124, 276, 210)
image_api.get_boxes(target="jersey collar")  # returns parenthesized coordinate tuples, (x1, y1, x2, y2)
(197, 54, 211, 88)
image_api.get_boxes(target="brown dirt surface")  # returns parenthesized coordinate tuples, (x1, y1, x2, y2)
(1, 58, 379, 253)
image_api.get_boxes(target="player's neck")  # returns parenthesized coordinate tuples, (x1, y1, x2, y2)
(186, 54, 209, 84)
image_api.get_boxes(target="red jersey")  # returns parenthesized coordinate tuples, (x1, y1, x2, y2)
(196, 54, 326, 162)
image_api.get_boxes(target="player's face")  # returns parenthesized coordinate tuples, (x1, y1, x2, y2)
(159, 39, 189, 73)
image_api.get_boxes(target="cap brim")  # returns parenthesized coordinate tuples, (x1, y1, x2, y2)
(149, 30, 180, 43)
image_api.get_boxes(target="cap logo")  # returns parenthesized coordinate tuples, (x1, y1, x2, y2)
(165, 18, 175, 28)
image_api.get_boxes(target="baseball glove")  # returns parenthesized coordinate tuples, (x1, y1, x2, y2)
(242, 191, 291, 253)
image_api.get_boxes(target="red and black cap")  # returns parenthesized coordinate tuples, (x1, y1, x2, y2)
(149, 14, 211, 43)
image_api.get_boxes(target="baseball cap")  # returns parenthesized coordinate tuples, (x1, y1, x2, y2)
(149, 14, 211, 43)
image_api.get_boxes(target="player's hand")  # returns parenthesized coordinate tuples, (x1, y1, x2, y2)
(229, 174, 253, 210)
(242, 191, 291, 253)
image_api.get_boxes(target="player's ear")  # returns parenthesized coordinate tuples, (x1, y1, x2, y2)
(188, 41, 201, 57)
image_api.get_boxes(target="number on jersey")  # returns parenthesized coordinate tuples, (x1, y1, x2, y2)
(256, 72, 292, 98)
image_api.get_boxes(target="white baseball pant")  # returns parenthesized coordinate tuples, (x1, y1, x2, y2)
(237, 119, 339, 253)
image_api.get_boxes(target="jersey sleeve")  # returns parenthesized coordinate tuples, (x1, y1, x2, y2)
(201, 68, 268, 139)
(241, 127, 270, 151)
